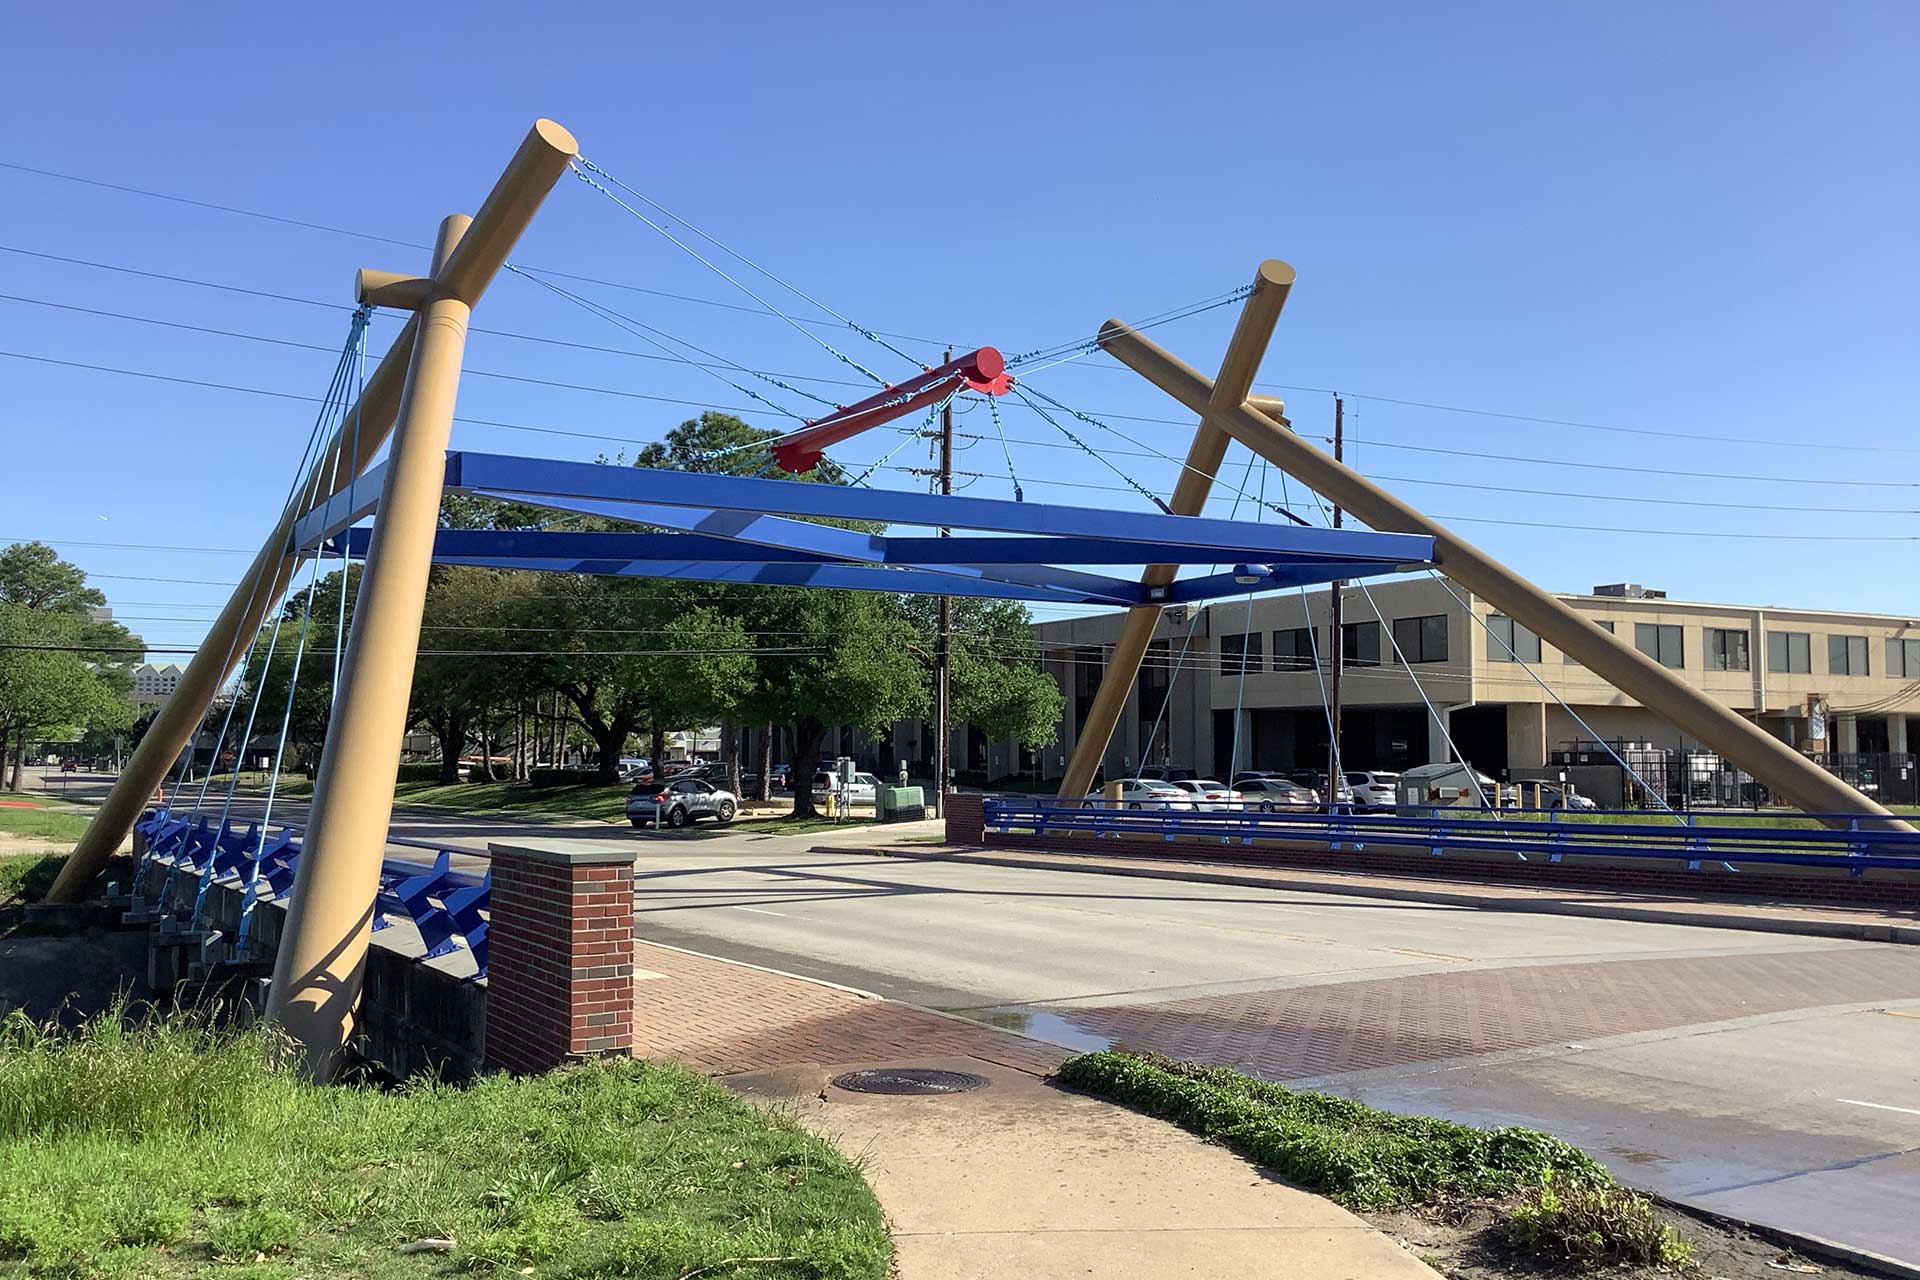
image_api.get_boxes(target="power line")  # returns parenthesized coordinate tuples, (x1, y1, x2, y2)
(9, 245, 1914, 482)
(0, 162, 962, 349)
(8, 152, 1909, 456)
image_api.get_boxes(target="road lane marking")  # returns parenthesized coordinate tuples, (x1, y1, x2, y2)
(1837, 1098, 1920, 1117)
(732, 907, 790, 917)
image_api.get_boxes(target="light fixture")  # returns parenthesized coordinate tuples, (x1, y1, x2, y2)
(1232, 564, 1265, 586)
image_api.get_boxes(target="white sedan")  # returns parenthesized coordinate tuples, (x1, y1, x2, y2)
(1087, 779, 1195, 810)
(1168, 779, 1245, 811)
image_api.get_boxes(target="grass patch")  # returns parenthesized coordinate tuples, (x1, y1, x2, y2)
(0, 808, 92, 846)
(0, 854, 67, 909)
(1057, 1050, 1688, 1270)
(0, 1005, 890, 1279)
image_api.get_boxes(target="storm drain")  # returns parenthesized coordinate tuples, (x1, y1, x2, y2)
(830, 1068, 987, 1096)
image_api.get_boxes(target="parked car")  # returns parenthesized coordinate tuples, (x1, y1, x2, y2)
(1136, 765, 1201, 783)
(1168, 778, 1244, 811)
(618, 757, 652, 782)
(1534, 781, 1599, 811)
(1343, 770, 1400, 809)
(811, 770, 882, 806)
(1087, 778, 1194, 810)
(1285, 769, 1355, 804)
(1234, 776, 1319, 810)
(627, 776, 737, 829)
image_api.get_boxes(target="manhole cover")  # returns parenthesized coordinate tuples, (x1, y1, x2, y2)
(830, 1068, 988, 1096)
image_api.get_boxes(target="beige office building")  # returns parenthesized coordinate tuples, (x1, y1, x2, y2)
(1005, 582, 1920, 793)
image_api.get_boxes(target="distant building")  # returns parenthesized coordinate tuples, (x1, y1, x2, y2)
(990, 581, 1919, 802)
(130, 663, 186, 707)
(747, 583, 1919, 806)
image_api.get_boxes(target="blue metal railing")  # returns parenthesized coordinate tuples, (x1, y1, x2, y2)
(979, 797, 1920, 879)
(132, 807, 490, 977)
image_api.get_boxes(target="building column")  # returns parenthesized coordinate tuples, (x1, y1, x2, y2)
(1509, 702, 1548, 770)
(1890, 715, 1909, 756)
(1427, 709, 1454, 766)
(1837, 714, 1859, 754)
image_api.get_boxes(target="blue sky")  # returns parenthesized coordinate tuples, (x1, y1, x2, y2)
(4, 2, 1916, 657)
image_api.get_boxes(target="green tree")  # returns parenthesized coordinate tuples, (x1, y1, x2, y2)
(0, 543, 141, 787)
(739, 588, 929, 818)
(906, 596, 1064, 762)
(241, 564, 356, 776)
(635, 411, 849, 484)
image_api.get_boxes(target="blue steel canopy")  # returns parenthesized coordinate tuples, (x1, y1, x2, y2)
(297, 450, 1435, 607)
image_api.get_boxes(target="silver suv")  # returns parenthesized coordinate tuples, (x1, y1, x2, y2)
(628, 776, 737, 829)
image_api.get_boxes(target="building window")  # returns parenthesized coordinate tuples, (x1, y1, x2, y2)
(1767, 630, 1810, 674)
(1220, 631, 1263, 676)
(1488, 614, 1541, 663)
(1272, 627, 1316, 672)
(1342, 620, 1382, 667)
(1704, 627, 1749, 672)
(1888, 637, 1920, 679)
(1828, 633, 1869, 676)
(1635, 623, 1684, 669)
(1391, 614, 1448, 664)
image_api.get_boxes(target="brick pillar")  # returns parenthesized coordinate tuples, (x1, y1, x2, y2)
(944, 791, 984, 844)
(484, 842, 634, 1074)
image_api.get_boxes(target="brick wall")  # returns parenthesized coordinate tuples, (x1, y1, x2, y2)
(484, 843, 635, 1075)
(989, 830, 1920, 909)
(944, 791, 984, 844)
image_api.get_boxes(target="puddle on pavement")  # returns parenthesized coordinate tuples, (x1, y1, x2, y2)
(952, 1005, 1117, 1054)
(1607, 1146, 1671, 1167)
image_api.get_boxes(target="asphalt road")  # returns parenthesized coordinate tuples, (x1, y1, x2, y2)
(29, 770, 1920, 1265)
(617, 833, 1920, 1269)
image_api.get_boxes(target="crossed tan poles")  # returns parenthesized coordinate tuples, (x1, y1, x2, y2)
(48, 136, 1902, 1082)
(1057, 260, 1907, 836)
(50, 120, 580, 1079)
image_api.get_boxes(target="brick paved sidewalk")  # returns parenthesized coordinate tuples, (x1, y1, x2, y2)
(629, 940, 1064, 1076)
(1051, 943, 1920, 1080)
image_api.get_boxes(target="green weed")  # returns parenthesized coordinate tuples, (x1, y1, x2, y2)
(1506, 1172, 1693, 1269)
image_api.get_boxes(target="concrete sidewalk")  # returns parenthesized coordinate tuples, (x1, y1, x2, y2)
(631, 940, 1434, 1278)
(848, 841, 1920, 946)
(730, 1057, 1435, 1279)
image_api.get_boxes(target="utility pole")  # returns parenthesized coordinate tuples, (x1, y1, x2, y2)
(933, 350, 953, 816)
(1326, 395, 1344, 799)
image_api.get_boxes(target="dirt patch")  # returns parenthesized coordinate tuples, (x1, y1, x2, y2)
(0, 929, 152, 1022)
(1365, 1199, 1885, 1279)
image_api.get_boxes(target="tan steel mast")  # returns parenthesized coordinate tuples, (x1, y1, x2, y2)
(1057, 261, 1295, 800)
(1074, 291, 1906, 830)
(264, 121, 578, 1077)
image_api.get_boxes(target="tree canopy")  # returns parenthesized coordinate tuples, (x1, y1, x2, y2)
(0, 542, 143, 786)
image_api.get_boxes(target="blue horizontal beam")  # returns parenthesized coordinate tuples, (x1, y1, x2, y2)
(444, 451, 1435, 566)
(346, 528, 835, 564)
(1168, 560, 1416, 603)
(424, 555, 1113, 605)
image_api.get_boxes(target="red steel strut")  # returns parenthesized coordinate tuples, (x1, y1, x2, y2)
(771, 347, 1012, 473)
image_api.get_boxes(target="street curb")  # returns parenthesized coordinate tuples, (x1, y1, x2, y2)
(829, 844, 1920, 947)
(1659, 1193, 1920, 1280)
